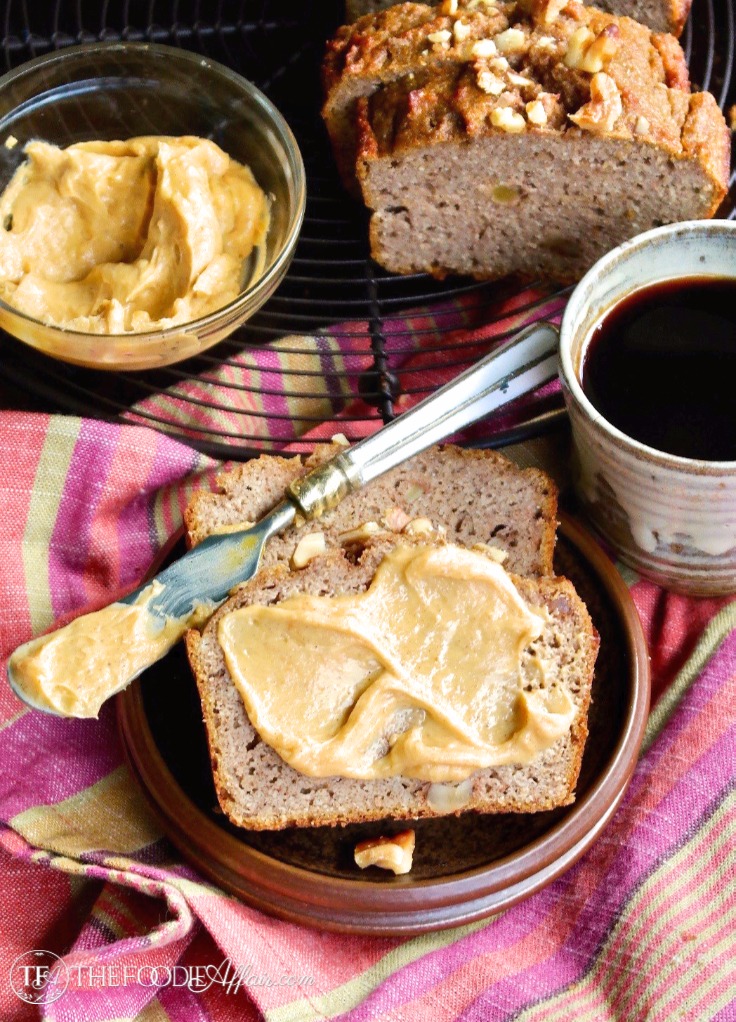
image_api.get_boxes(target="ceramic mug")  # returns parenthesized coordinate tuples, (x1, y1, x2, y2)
(558, 220, 736, 596)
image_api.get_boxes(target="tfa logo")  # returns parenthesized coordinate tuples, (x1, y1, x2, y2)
(9, 950, 69, 1005)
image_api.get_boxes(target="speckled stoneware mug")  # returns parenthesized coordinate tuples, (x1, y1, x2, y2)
(558, 220, 736, 596)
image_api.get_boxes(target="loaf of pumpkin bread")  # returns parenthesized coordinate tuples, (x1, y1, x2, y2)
(345, 0, 691, 38)
(324, 0, 729, 281)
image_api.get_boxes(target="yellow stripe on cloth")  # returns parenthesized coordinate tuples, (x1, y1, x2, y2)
(513, 789, 736, 1022)
(133, 1002, 174, 1022)
(0, 708, 28, 734)
(108, 1001, 173, 1022)
(266, 917, 492, 1022)
(21, 416, 81, 634)
(643, 601, 736, 752)
(281, 334, 359, 436)
(131, 332, 363, 448)
(10, 766, 162, 857)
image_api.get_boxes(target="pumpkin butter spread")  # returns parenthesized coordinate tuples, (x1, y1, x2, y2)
(9, 582, 212, 718)
(0, 135, 269, 332)
(217, 545, 576, 783)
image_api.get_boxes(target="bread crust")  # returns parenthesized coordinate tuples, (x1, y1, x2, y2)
(680, 91, 732, 217)
(351, 11, 725, 165)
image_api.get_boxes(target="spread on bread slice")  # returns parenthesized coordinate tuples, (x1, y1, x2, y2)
(216, 542, 578, 782)
(186, 533, 598, 829)
(184, 445, 598, 831)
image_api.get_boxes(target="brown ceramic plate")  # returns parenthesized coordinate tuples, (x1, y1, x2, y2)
(118, 512, 649, 935)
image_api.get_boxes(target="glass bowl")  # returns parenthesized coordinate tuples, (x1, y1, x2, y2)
(0, 43, 306, 370)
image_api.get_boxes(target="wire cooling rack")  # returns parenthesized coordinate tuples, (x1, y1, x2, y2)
(0, 0, 734, 458)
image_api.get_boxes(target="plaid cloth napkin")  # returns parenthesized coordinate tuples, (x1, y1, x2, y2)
(124, 286, 567, 450)
(1, 302, 735, 1022)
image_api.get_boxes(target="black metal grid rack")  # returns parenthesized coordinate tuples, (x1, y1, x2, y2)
(0, 0, 734, 459)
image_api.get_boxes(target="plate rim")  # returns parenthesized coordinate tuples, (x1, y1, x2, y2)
(117, 511, 650, 933)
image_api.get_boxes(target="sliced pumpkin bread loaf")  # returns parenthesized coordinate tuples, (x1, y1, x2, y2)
(324, 0, 728, 279)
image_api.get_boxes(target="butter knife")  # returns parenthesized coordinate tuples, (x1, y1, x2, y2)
(7, 321, 559, 717)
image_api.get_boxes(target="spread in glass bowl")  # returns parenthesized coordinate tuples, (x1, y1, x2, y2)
(0, 135, 270, 333)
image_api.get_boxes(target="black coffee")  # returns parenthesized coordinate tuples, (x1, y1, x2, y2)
(580, 277, 736, 461)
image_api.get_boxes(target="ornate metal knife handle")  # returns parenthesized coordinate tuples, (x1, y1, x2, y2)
(286, 452, 361, 519)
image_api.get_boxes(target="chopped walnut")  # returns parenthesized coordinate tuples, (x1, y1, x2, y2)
(569, 72, 623, 132)
(339, 521, 382, 545)
(490, 55, 510, 71)
(519, 0, 567, 22)
(537, 90, 565, 126)
(477, 69, 506, 95)
(404, 516, 435, 535)
(508, 71, 533, 86)
(491, 107, 527, 132)
(453, 19, 471, 42)
(471, 38, 497, 57)
(582, 25, 620, 71)
(291, 532, 326, 569)
(563, 26, 594, 69)
(382, 506, 412, 532)
(564, 24, 619, 73)
(494, 28, 527, 53)
(428, 28, 452, 49)
(526, 99, 548, 125)
(330, 432, 349, 446)
(538, 0, 568, 22)
(440, 0, 458, 12)
(354, 830, 415, 875)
